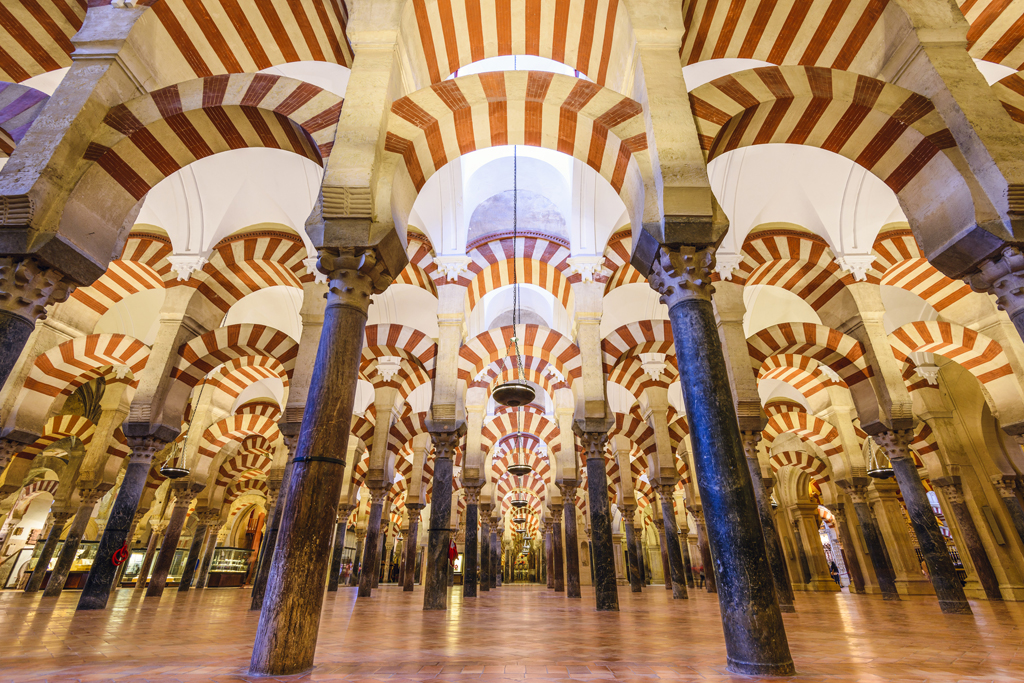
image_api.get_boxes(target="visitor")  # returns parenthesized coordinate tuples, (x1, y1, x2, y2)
(829, 561, 840, 586)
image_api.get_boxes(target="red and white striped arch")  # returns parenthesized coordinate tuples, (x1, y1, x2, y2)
(0, 82, 49, 157)
(734, 230, 870, 309)
(71, 234, 174, 315)
(608, 414, 657, 458)
(236, 400, 283, 422)
(215, 449, 273, 489)
(758, 354, 845, 400)
(394, 234, 439, 296)
(130, 0, 352, 85)
(399, 0, 633, 88)
(601, 320, 674, 371)
(386, 71, 648, 197)
(363, 323, 438, 388)
(203, 356, 291, 400)
(491, 448, 552, 484)
(472, 361, 568, 402)
(461, 235, 578, 312)
(172, 324, 298, 388)
(181, 231, 314, 313)
(0, 0, 82, 83)
(962, 0, 1024, 69)
(762, 410, 844, 461)
(607, 352, 679, 402)
(481, 412, 560, 455)
(225, 477, 269, 505)
(13, 478, 59, 514)
(196, 413, 282, 475)
(459, 325, 581, 387)
(889, 321, 1024, 424)
(769, 450, 831, 485)
(83, 73, 342, 203)
(748, 323, 872, 387)
(681, 0, 898, 73)
(689, 66, 961, 198)
(12, 414, 95, 465)
(603, 231, 645, 295)
(871, 229, 973, 312)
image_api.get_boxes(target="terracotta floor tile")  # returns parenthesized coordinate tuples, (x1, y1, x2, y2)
(0, 586, 1021, 681)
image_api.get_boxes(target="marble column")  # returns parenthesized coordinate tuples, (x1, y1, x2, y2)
(0, 256, 73, 388)
(25, 508, 74, 593)
(78, 437, 166, 609)
(935, 479, 1001, 600)
(740, 437, 793, 610)
(194, 522, 222, 589)
(250, 249, 389, 676)
(991, 477, 1024, 547)
(358, 486, 388, 598)
(328, 504, 354, 592)
(651, 245, 792, 675)
(656, 520, 671, 591)
(844, 485, 900, 599)
(462, 485, 482, 598)
(491, 526, 500, 587)
(133, 523, 164, 596)
(551, 506, 565, 592)
(147, 483, 200, 598)
(621, 506, 642, 593)
(478, 503, 491, 592)
(374, 498, 392, 588)
(789, 517, 813, 586)
(423, 427, 463, 611)
(44, 488, 105, 598)
(544, 521, 555, 589)
(559, 482, 582, 598)
(827, 504, 866, 595)
(250, 463, 289, 610)
(876, 431, 971, 614)
(576, 428, 618, 611)
(636, 527, 649, 585)
(694, 511, 717, 593)
(658, 485, 687, 599)
(350, 530, 365, 587)
(113, 511, 147, 590)
(680, 529, 696, 587)
(404, 504, 422, 591)
(179, 509, 217, 592)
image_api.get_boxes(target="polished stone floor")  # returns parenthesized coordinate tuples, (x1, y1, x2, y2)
(0, 584, 1021, 682)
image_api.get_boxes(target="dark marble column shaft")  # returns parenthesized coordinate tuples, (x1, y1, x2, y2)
(147, 487, 197, 598)
(741, 450, 793, 611)
(45, 492, 102, 598)
(195, 524, 221, 589)
(79, 446, 161, 610)
(578, 430, 618, 611)
(462, 489, 481, 598)
(25, 510, 73, 593)
(846, 487, 900, 599)
(829, 505, 865, 594)
(479, 509, 491, 592)
(695, 514, 717, 593)
(993, 478, 1024, 547)
(359, 489, 387, 598)
(560, 485, 581, 598)
(0, 259, 71, 387)
(658, 487, 687, 599)
(636, 528, 649, 585)
(133, 528, 161, 596)
(936, 482, 1000, 600)
(249, 252, 380, 676)
(404, 506, 421, 591)
(178, 520, 211, 592)
(657, 522, 672, 590)
(249, 474, 287, 610)
(544, 523, 554, 589)
(879, 432, 971, 614)
(491, 529, 500, 587)
(552, 515, 565, 592)
(680, 530, 695, 587)
(789, 516, 813, 585)
(623, 513, 642, 593)
(423, 429, 461, 611)
(328, 507, 352, 592)
(0, 311, 35, 389)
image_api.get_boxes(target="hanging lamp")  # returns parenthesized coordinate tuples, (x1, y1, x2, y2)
(867, 448, 895, 480)
(492, 147, 536, 409)
(161, 382, 208, 479)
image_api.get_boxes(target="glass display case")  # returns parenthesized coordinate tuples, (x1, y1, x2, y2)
(206, 547, 253, 587)
(120, 546, 187, 587)
(24, 541, 99, 589)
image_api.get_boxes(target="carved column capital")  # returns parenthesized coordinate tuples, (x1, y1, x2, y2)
(337, 503, 355, 524)
(574, 430, 608, 460)
(556, 481, 578, 501)
(991, 475, 1018, 498)
(195, 507, 220, 525)
(462, 484, 483, 505)
(50, 507, 76, 525)
(653, 518, 665, 532)
(872, 429, 916, 462)
(318, 247, 393, 313)
(429, 426, 465, 460)
(842, 483, 869, 504)
(77, 488, 108, 506)
(170, 481, 202, 505)
(659, 483, 678, 501)
(647, 244, 716, 307)
(0, 438, 23, 470)
(965, 246, 1024, 319)
(935, 482, 964, 504)
(126, 436, 171, 464)
(548, 505, 563, 523)
(151, 520, 169, 534)
(0, 255, 74, 322)
(368, 486, 389, 505)
(739, 430, 762, 460)
(282, 433, 300, 457)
